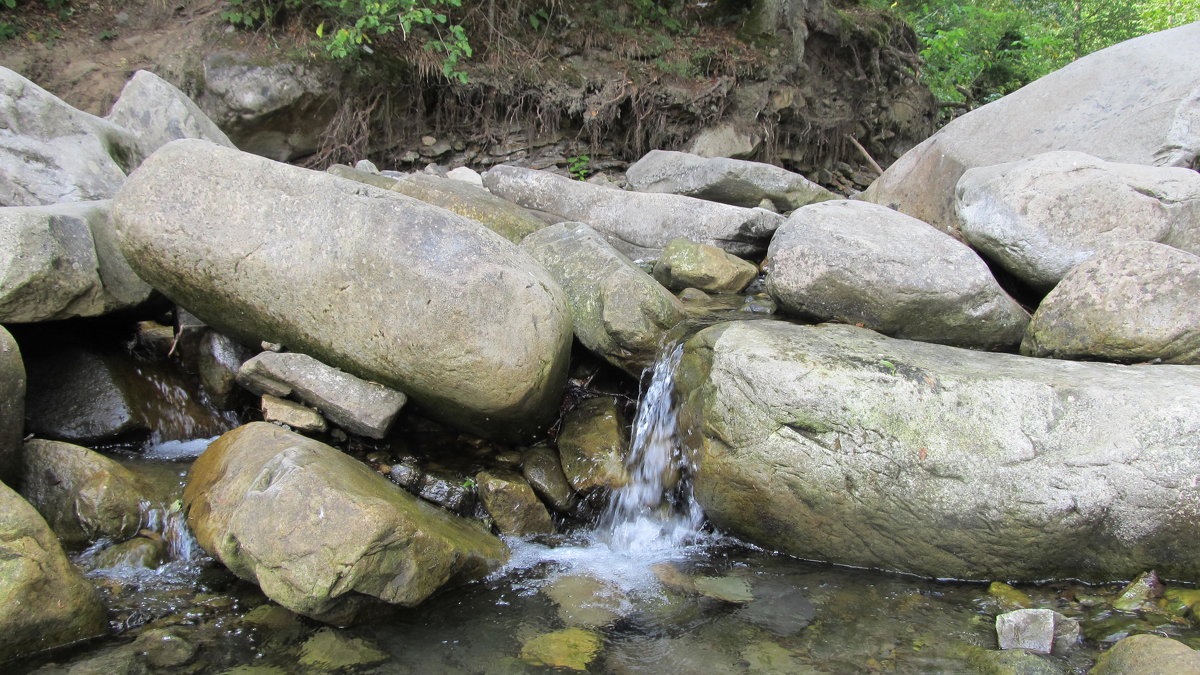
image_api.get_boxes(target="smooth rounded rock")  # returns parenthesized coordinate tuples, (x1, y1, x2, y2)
(1090, 634, 1200, 675)
(1022, 242, 1200, 364)
(766, 200, 1028, 349)
(678, 321, 1200, 581)
(862, 23, 1200, 235)
(113, 139, 571, 441)
(184, 422, 509, 624)
(653, 238, 759, 294)
(0, 481, 108, 662)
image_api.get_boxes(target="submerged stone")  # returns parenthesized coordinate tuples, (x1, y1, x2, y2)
(298, 629, 389, 671)
(519, 627, 602, 671)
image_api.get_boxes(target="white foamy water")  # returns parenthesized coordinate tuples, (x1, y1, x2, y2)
(496, 341, 712, 597)
(142, 436, 219, 460)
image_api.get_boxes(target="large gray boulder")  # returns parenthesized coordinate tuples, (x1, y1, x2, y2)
(113, 139, 571, 441)
(1022, 242, 1200, 364)
(0, 326, 22, 483)
(19, 439, 151, 547)
(106, 70, 235, 158)
(236, 351, 408, 439)
(0, 481, 108, 662)
(196, 51, 338, 162)
(185, 422, 509, 624)
(389, 173, 550, 243)
(861, 23, 1200, 235)
(0, 201, 154, 322)
(0, 67, 142, 207)
(625, 150, 835, 211)
(765, 201, 1029, 349)
(957, 151, 1200, 291)
(652, 238, 759, 294)
(521, 222, 685, 376)
(484, 165, 784, 259)
(678, 320, 1200, 581)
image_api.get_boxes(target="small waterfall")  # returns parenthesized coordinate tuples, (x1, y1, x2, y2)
(595, 342, 704, 553)
(139, 499, 202, 563)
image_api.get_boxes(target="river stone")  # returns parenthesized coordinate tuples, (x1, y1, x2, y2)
(544, 574, 624, 628)
(0, 326, 22, 483)
(626, 150, 835, 211)
(197, 51, 338, 162)
(298, 629, 389, 671)
(652, 238, 759, 294)
(236, 351, 407, 439)
(1091, 634, 1200, 675)
(677, 321, 1200, 581)
(765, 201, 1029, 349)
(996, 609, 1058, 654)
(861, 22, 1200, 235)
(522, 446, 577, 513)
(19, 439, 150, 547)
(260, 395, 328, 434)
(446, 166, 484, 187)
(24, 347, 143, 443)
(106, 69, 235, 158)
(198, 330, 254, 409)
(113, 139, 571, 441)
(475, 469, 554, 536)
(484, 164, 785, 259)
(0, 201, 154, 322)
(0, 67, 142, 207)
(390, 172, 549, 243)
(184, 422, 508, 624)
(1112, 571, 1164, 612)
(556, 396, 629, 495)
(326, 163, 401, 191)
(0, 481, 108, 662)
(521, 222, 685, 376)
(957, 152, 1200, 292)
(134, 627, 198, 669)
(520, 627, 602, 671)
(1021, 242, 1200, 364)
(93, 536, 166, 570)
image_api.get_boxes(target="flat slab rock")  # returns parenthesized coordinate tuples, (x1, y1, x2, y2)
(625, 149, 835, 211)
(679, 320, 1200, 581)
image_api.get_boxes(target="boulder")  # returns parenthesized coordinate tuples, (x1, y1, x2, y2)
(19, 439, 150, 547)
(0, 481, 108, 662)
(0, 326, 22, 483)
(1090, 634, 1200, 675)
(861, 23, 1200, 235)
(995, 609, 1078, 655)
(184, 422, 508, 624)
(956, 152, 1200, 291)
(106, 70, 235, 158)
(556, 396, 629, 495)
(113, 139, 571, 441)
(24, 345, 228, 445)
(652, 238, 759, 294)
(484, 165, 784, 259)
(446, 166, 484, 187)
(678, 321, 1200, 581)
(389, 173, 549, 243)
(326, 163, 400, 191)
(236, 351, 407, 439)
(626, 150, 835, 211)
(1022, 242, 1200, 364)
(765, 201, 1029, 349)
(197, 51, 338, 162)
(0, 201, 153, 322)
(0, 67, 142, 207)
(197, 330, 254, 408)
(475, 469, 554, 536)
(521, 446, 577, 513)
(521, 222, 685, 376)
(686, 123, 762, 159)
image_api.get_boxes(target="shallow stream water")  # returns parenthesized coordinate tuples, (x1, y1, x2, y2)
(12, 311, 1200, 673)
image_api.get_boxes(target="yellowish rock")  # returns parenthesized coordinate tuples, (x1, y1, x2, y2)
(520, 628, 602, 671)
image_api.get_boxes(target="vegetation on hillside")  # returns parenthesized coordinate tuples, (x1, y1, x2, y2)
(863, 0, 1200, 116)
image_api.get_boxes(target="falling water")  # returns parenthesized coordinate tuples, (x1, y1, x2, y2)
(595, 341, 705, 553)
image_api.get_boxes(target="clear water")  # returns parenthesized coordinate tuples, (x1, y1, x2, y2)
(13, 328, 1200, 674)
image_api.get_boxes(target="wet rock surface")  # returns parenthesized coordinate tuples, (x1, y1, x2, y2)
(556, 395, 630, 496)
(475, 469, 554, 536)
(0, 481, 108, 662)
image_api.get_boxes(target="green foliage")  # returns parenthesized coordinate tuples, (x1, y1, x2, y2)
(0, 23, 15, 40)
(630, 0, 683, 33)
(870, 0, 1200, 113)
(222, 0, 471, 82)
(98, 28, 117, 40)
(567, 154, 591, 181)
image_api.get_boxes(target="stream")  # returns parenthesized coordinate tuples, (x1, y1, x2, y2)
(11, 311, 1200, 674)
